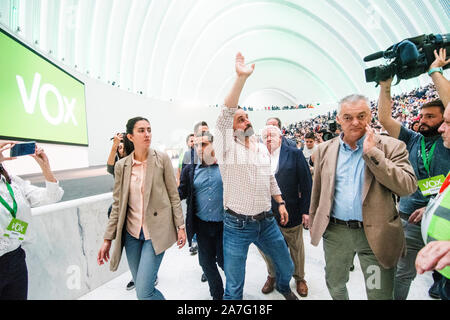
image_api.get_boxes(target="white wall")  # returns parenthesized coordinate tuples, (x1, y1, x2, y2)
(27, 194, 129, 300)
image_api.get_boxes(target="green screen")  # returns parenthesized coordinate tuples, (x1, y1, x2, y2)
(0, 28, 88, 146)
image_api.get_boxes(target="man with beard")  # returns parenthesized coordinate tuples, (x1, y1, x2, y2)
(378, 73, 450, 299)
(214, 52, 297, 300)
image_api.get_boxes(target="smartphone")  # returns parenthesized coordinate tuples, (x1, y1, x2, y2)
(10, 142, 36, 157)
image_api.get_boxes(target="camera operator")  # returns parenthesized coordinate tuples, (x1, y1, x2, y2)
(107, 133, 127, 176)
(377, 48, 450, 300)
(0, 142, 63, 300)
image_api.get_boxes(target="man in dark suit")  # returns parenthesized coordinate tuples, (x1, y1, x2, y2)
(266, 117, 297, 148)
(259, 125, 312, 297)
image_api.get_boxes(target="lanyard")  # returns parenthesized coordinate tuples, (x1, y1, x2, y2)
(0, 182, 17, 219)
(420, 137, 437, 178)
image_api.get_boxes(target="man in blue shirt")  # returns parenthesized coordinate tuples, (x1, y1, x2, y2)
(309, 94, 417, 300)
(178, 131, 224, 300)
(378, 51, 450, 299)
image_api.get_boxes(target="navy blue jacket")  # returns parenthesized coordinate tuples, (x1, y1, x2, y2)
(178, 163, 198, 246)
(272, 141, 312, 228)
(282, 136, 297, 148)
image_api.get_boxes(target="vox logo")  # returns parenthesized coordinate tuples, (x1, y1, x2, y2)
(16, 72, 78, 126)
(422, 179, 443, 189)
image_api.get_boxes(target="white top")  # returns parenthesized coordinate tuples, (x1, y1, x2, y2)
(269, 146, 281, 175)
(302, 145, 317, 162)
(0, 175, 64, 257)
(214, 106, 281, 216)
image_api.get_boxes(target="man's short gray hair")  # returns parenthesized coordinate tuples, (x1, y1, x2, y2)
(337, 94, 370, 115)
(261, 125, 282, 137)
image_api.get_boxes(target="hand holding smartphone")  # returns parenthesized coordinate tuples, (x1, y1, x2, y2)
(10, 142, 36, 157)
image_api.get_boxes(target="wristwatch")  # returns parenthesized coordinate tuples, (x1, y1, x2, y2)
(277, 201, 285, 207)
(428, 67, 443, 76)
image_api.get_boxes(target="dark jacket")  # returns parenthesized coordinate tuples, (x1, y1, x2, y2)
(282, 136, 297, 148)
(272, 142, 312, 228)
(178, 163, 198, 247)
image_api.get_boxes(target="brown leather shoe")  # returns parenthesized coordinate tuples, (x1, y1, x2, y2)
(261, 276, 276, 294)
(296, 279, 308, 297)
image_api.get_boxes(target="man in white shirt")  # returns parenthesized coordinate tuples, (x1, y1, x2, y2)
(302, 132, 317, 165)
(259, 126, 312, 297)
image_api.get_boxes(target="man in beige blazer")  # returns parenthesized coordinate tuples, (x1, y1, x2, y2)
(309, 94, 417, 300)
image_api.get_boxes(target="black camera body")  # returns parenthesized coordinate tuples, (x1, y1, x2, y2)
(364, 33, 450, 85)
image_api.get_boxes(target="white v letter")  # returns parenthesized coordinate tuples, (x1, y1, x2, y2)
(16, 73, 41, 114)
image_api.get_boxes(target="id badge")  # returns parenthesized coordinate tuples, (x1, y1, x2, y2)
(418, 175, 445, 197)
(3, 218, 28, 241)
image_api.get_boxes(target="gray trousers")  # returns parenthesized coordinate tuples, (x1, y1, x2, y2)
(323, 223, 396, 300)
(394, 219, 424, 300)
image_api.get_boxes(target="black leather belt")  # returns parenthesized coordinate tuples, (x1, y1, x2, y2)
(226, 209, 273, 222)
(330, 217, 364, 229)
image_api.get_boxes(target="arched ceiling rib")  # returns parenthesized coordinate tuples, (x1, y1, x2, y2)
(1, 0, 449, 109)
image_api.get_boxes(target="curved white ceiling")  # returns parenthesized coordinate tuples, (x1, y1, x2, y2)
(1, 0, 449, 108)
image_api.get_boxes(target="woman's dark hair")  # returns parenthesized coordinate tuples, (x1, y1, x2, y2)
(409, 120, 419, 131)
(0, 163, 11, 184)
(124, 116, 148, 155)
(123, 133, 134, 156)
(126, 116, 149, 135)
(421, 99, 444, 114)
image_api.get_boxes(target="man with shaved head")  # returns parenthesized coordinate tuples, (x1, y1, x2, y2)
(309, 94, 417, 300)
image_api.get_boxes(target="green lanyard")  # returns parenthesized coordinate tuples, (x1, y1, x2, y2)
(421, 137, 437, 178)
(0, 182, 17, 219)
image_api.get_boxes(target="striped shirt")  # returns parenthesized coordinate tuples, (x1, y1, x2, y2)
(214, 106, 281, 216)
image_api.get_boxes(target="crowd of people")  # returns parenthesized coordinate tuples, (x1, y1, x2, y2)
(208, 103, 318, 112)
(281, 82, 441, 149)
(0, 49, 449, 302)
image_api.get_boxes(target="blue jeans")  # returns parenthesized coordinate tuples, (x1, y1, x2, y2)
(223, 212, 294, 300)
(124, 229, 165, 300)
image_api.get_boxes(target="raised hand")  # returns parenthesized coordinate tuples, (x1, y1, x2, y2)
(31, 146, 57, 183)
(235, 52, 255, 78)
(363, 125, 376, 154)
(379, 77, 393, 90)
(430, 48, 450, 70)
(31, 146, 50, 168)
